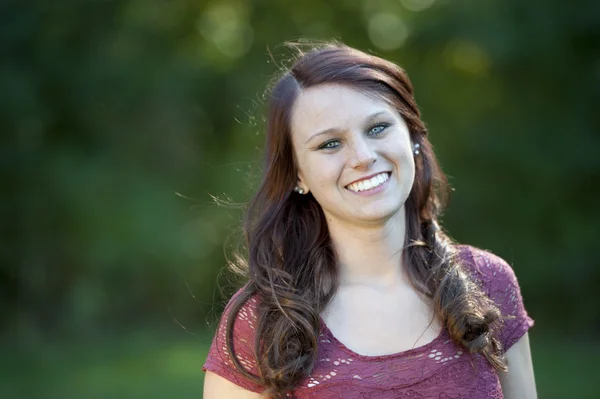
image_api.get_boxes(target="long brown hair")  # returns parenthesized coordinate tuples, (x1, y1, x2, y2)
(225, 42, 505, 398)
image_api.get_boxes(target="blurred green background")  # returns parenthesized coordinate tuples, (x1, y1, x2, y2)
(2, 0, 599, 397)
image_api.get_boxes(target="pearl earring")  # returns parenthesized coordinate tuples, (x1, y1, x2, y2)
(294, 186, 305, 194)
(413, 143, 421, 155)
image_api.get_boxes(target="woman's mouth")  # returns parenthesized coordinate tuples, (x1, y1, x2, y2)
(345, 172, 391, 193)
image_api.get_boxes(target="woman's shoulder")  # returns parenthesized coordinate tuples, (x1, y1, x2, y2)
(453, 244, 519, 293)
(220, 285, 262, 336)
(202, 284, 265, 393)
(453, 244, 534, 350)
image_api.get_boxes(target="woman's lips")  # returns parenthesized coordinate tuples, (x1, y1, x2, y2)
(345, 172, 391, 196)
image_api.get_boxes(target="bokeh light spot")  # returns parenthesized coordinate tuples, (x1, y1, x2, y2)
(368, 13, 409, 51)
(444, 39, 490, 75)
(198, 3, 254, 59)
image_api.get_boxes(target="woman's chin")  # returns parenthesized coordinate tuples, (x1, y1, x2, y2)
(350, 202, 405, 224)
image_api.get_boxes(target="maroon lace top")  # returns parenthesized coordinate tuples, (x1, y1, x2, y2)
(202, 245, 534, 398)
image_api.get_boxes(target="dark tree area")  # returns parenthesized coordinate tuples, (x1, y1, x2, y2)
(1, 0, 599, 397)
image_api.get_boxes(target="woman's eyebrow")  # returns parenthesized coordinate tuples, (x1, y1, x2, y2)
(304, 111, 390, 144)
(305, 126, 341, 144)
(363, 110, 391, 126)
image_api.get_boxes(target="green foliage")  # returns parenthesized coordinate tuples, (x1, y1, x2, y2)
(1, 0, 599, 393)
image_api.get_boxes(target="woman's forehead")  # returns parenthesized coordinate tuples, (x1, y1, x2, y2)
(290, 84, 397, 140)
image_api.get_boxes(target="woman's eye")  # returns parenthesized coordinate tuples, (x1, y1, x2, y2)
(319, 140, 340, 150)
(369, 123, 389, 136)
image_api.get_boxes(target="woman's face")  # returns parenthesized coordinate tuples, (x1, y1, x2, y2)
(290, 83, 416, 225)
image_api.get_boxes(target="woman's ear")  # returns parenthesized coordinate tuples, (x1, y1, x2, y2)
(295, 172, 310, 194)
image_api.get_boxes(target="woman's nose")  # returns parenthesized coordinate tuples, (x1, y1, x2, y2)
(348, 137, 377, 168)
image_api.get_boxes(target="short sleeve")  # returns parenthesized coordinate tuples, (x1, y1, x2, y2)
(458, 245, 534, 351)
(202, 288, 265, 393)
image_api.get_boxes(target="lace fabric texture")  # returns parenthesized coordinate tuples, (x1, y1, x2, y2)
(202, 245, 534, 398)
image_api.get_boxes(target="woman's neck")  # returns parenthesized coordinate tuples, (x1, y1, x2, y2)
(325, 207, 408, 288)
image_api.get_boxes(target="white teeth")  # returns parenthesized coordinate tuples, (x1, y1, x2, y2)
(347, 172, 389, 192)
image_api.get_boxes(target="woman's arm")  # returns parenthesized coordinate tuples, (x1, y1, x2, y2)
(204, 371, 265, 399)
(498, 332, 537, 399)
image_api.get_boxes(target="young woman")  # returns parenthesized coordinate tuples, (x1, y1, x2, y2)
(202, 42, 536, 399)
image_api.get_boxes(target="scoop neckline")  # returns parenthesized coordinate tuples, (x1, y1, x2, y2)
(318, 316, 448, 361)
(314, 245, 471, 361)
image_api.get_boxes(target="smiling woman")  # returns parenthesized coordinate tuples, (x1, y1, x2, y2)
(202, 42, 536, 399)
(291, 84, 414, 224)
